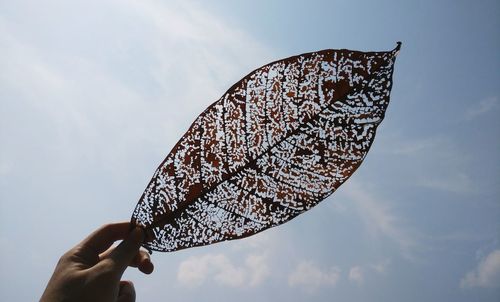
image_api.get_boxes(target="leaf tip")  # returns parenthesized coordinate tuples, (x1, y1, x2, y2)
(393, 41, 402, 57)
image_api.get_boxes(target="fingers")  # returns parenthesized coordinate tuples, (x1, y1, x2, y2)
(80, 222, 132, 255)
(117, 280, 135, 302)
(106, 227, 144, 275)
(99, 248, 154, 274)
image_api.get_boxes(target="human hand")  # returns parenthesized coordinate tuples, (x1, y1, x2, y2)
(40, 222, 154, 302)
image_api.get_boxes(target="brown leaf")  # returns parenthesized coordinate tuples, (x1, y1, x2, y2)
(132, 43, 402, 252)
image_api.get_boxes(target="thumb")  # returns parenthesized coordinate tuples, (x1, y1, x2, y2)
(108, 227, 144, 275)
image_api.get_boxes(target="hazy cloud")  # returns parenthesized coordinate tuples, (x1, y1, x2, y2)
(460, 249, 500, 289)
(122, 0, 274, 120)
(370, 259, 391, 274)
(0, 0, 275, 177)
(465, 97, 498, 120)
(386, 137, 444, 156)
(288, 261, 341, 292)
(419, 173, 473, 194)
(348, 266, 364, 285)
(345, 181, 418, 259)
(378, 134, 476, 195)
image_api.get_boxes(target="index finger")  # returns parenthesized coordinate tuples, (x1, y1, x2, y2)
(79, 222, 133, 254)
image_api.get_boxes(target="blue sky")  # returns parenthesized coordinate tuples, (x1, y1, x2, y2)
(0, 0, 499, 301)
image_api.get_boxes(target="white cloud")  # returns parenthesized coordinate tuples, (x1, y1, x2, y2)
(245, 253, 271, 287)
(176, 225, 273, 288)
(212, 255, 247, 287)
(177, 254, 212, 287)
(460, 249, 500, 288)
(288, 261, 341, 292)
(177, 253, 270, 288)
(465, 97, 498, 120)
(348, 266, 364, 285)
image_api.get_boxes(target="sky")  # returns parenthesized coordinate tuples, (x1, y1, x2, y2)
(0, 0, 499, 301)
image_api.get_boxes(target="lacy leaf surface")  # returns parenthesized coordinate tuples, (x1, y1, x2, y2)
(132, 43, 401, 252)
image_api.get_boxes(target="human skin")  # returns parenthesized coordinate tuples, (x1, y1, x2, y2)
(40, 222, 154, 302)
